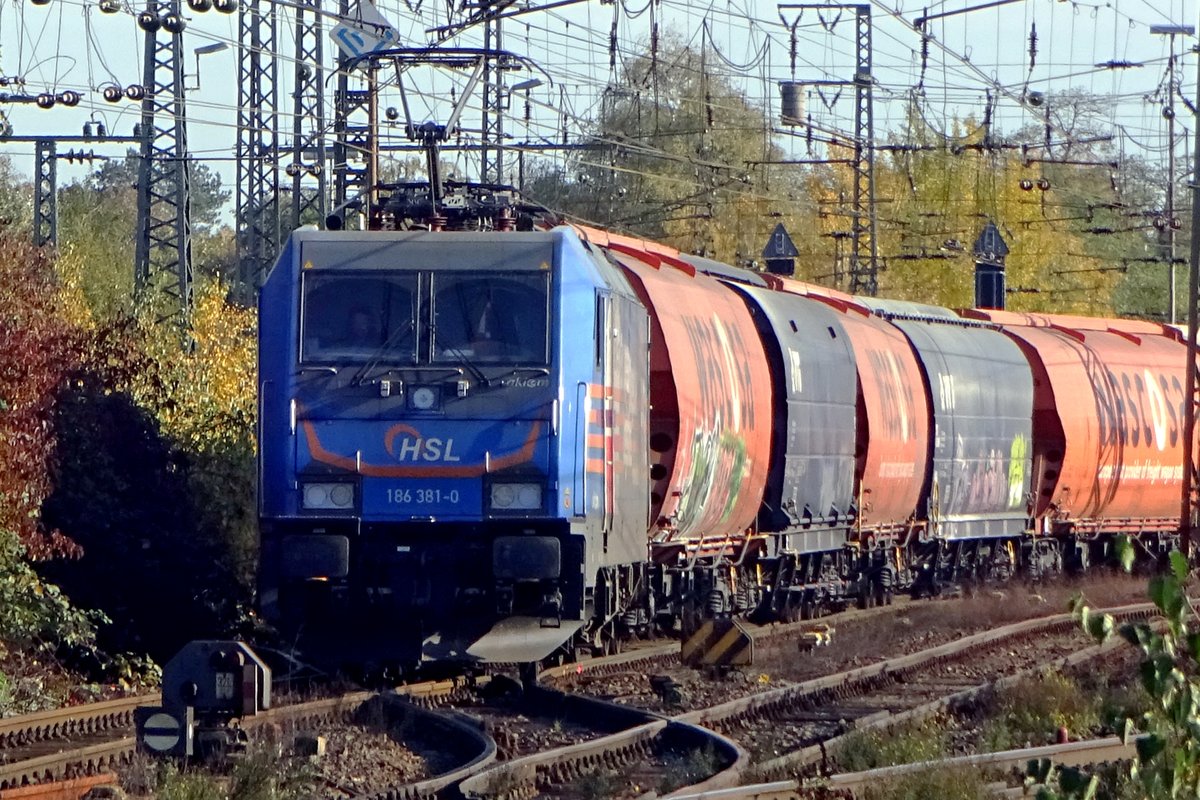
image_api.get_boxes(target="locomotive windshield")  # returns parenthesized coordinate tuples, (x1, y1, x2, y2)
(432, 273, 549, 364)
(301, 273, 418, 362)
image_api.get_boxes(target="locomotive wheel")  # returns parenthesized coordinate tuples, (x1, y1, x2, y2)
(784, 596, 801, 623)
(800, 597, 815, 620)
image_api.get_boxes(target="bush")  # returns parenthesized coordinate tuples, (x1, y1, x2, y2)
(862, 766, 990, 800)
(977, 672, 1100, 750)
(1039, 540, 1200, 799)
(835, 718, 948, 772)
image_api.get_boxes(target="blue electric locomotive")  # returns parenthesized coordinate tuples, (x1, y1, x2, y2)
(257, 216, 651, 668)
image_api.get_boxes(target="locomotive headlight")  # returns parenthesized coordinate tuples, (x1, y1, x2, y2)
(490, 482, 543, 511)
(409, 386, 439, 411)
(302, 482, 355, 510)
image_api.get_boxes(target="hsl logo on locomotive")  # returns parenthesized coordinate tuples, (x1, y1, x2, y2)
(384, 424, 462, 462)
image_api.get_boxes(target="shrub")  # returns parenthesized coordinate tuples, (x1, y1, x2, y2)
(978, 672, 1100, 750)
(835, 718, 948, 772)
(862, 766, 990, 800)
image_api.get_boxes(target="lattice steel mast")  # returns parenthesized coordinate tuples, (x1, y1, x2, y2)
(235, 0, 280, 294)
(289, 0, 327, 229)
(33, 140, 56, 247)
(848, 4, 878, 296)
(778, 3, 878, 296)
(481, 18, 505, 184)
(1182, 47, 1200, 558)
(134, 0, 194, 314)
(331, 0, 374, 225)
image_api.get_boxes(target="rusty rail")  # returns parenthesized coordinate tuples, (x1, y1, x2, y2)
(0, 696, 155, 751)
(662, 604, 1155, 799)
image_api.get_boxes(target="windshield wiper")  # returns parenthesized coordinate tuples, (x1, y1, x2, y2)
(351, 319, 417, 386)
(439, 343, 489, 387)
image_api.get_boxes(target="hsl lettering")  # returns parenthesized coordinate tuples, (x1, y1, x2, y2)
(393, 437, 461, 462)
(383, 424, 464, 462)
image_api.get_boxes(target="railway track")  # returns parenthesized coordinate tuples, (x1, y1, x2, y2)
(457, 602, 1155, 800)
(0, 683, 485, 793)
(0, 599, 1155, 800)
(665, 734, 1138, 799)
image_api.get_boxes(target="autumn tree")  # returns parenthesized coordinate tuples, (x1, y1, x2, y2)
(0, 231, 108, 707)
(56, 153, 234, 317)
(40, 279, 257, 659)
(800, 94, 1156, 313)
(523, 35, 817, 266)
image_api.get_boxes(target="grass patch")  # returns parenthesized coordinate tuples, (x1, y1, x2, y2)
(975, 671, 1100, 750)
(657, 744, 723, 794)
(576, 769, 621, 800)
(835, 717, 948, 772)
(132, 746, 315, 800)
(862, 766, 991, 800)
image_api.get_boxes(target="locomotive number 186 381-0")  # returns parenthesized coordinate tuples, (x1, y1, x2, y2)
(386, 488, 461, 504)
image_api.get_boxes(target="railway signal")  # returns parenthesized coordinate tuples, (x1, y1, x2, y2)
(136, 641, 271, 759)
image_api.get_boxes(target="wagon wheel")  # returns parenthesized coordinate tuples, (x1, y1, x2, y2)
(800, 595, 816, 620)
(784, 595, 801, 623)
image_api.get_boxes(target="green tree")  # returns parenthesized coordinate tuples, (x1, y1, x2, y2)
(523, 35, 815, 266)
(56, 153, 234, 318)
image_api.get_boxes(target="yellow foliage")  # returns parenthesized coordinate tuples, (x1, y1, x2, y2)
(796, 143, 1121, 315)
(52, 245, 98, 331)
(130, 282, 257, 455)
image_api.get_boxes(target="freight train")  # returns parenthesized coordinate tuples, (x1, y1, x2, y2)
(256, 182, 1191, 672)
